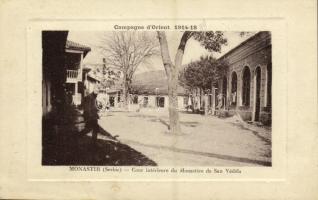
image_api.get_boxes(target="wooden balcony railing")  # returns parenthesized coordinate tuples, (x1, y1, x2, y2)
(66, 70, 80, 83)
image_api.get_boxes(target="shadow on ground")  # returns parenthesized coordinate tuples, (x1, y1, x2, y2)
(42, 123, 157, 166)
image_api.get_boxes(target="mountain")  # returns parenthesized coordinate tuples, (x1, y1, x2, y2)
(131, 70, 186, 95)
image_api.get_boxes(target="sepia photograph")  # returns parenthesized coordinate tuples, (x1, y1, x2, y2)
(1, 0, 317, 199)
(42, 30, 272, 167)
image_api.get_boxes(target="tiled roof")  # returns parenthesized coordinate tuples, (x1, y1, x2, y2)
(131, 70, 186, 95)
(66, 40, 91, 52)
(106, 88, 122, 94)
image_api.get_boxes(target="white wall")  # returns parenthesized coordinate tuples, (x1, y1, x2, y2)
(178, 96, 185, 109)
(134, 95, 186, 109)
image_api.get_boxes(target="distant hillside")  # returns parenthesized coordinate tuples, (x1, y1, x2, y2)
(131, 70, 185, 95)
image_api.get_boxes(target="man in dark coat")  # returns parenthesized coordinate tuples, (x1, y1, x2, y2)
(83, 85, 100, 146)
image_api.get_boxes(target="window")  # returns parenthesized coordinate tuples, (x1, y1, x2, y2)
(242, 67, 251, 106)
(156, 97, 165, 107)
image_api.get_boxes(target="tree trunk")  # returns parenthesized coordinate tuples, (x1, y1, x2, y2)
(157, 31, 191, 134)
(122, 73, 129, 110)
(157, 31, 181, 134)
(167, 66, 181, 134)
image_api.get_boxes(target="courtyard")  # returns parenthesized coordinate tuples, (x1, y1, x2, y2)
(98, 109, 271, 166)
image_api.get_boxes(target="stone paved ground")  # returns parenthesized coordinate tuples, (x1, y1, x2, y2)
(98, 109, 272, 166)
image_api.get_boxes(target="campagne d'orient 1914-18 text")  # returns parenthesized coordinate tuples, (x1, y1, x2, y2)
(113, 24, 198, 31)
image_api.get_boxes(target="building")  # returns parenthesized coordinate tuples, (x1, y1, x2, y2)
(130, 90, 187, 110)
(214, 31, 272, 125)
(42, 31, 68, 118)
(83, 59, 123, 108)
(83, 66, 101, 96)
(105, 88, 122, 108)
(42, 32, 93, 138)
(64, 40, 91, 106)
(131, 70, 187, 110)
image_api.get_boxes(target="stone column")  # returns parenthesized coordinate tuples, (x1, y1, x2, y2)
(204, 94, 208, 116)
(211, 85, 216, 115)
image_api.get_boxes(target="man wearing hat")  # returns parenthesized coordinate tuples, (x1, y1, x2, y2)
(83, 84, 100, 146)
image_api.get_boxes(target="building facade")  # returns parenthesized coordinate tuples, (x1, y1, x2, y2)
(130, 93, 187, 110)
(64, 40, 91, 106)
(83, 67, 101, 96)
(42, 32, 92, 134)
(215, 31, 272, 125)
(42, 31, 68, 118)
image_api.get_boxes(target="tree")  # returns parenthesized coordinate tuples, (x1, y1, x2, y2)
(179, 55, 228, 113)
(101, 61, 121, 89)
(157, 31, 227, 134)
(99, 31, 159, 108)
(179, 55, 228, 92)
(89, 63, 121, 89)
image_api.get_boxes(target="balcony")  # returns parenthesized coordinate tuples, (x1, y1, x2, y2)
(66, 70, 82, 83)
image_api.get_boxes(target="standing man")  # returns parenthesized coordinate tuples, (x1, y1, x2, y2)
(83, 84, 100, 146)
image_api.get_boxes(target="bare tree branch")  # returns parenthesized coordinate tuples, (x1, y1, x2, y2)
(98, 31, 159, 108)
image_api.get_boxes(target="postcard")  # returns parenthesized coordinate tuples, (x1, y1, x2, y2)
(0, 0, 317, 199)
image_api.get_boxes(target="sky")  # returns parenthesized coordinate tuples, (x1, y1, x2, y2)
(68, 31, 255, 74)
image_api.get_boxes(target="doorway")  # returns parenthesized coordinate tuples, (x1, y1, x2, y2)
(222, 76, 227, 107)
(143, 96, 149, 107)
(255, 67, 261, 121)
(109, 96, 115, 107)
(242, 66, 251, 106)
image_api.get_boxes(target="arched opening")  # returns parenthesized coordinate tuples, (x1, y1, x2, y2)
(231, 72, 237, 106)
(109, 96, 115, 107)
(214, 82, 219, 109)
(222, 76, 227, 107)
(242, 66, 251, 106)
(255, 67, 261, 121)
